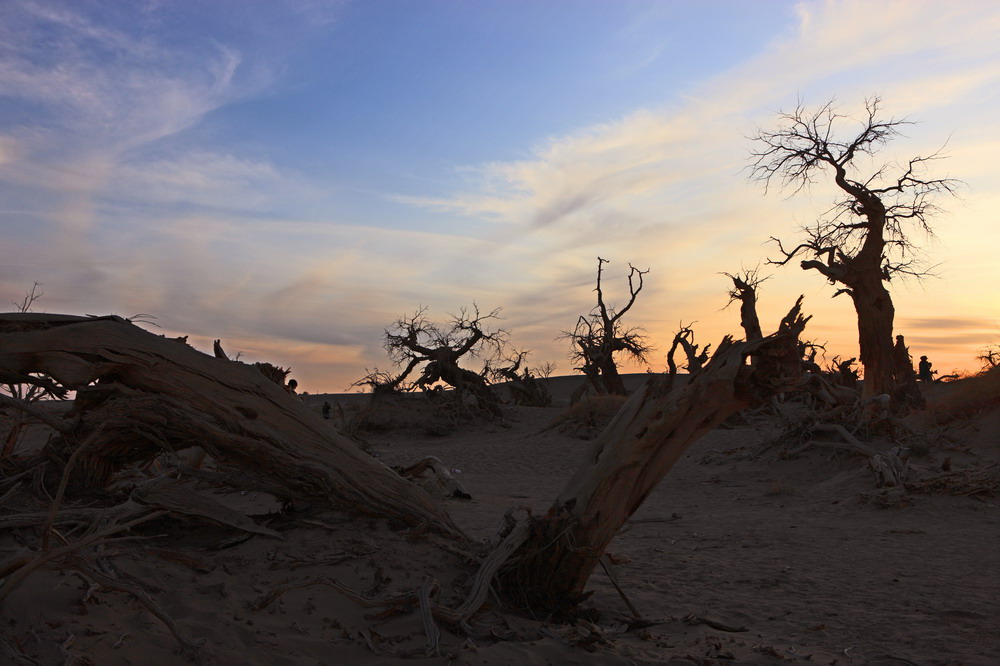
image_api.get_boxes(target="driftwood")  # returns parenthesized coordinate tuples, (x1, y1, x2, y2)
(0, 313, 460, 537)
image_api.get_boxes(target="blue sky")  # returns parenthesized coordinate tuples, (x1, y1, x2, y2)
(2, 0, 999, 390)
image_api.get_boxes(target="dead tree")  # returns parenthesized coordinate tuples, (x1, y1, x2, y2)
(355, 306, 507, 416)
(799, 340, 825, 374)
(750, 96, 958, 399)
(829, 355, 859, 389)
(1, 307, 814, 624)
(489, 350, 552, 407)
(977, 344, 1000, 371)
(666, 324, 711, 381)
(722, 268, 768, 343)
(0, 313, 460, 536)
(566, 258, 651, 398)
(496, 298, 811, 614)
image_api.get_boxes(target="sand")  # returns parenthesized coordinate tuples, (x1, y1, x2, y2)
(2, 381, 998, 665)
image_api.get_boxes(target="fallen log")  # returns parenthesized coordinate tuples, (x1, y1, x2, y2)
(495, 299, 810, 614)
(0, 313, 461, 537)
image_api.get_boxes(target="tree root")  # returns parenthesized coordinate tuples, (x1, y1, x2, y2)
(0, 507, 165, 604)
(419, 577, 441, 656)
(72, 557, 206, 653)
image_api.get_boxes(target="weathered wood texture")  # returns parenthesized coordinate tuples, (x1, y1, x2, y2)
(0, 313, 461, 536)
(499, 305, 808, 613)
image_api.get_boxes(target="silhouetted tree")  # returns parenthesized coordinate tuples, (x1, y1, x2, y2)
(565, 257, 651, 398)
(666, 323, 711, 379)
(488, 350, 553, 407)
(977, 338, 1000, 371)
(355, 305, 507, 415)
(750, 96, 958, 398)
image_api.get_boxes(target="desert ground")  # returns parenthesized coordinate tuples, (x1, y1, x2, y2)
(2, 373, 998, 666)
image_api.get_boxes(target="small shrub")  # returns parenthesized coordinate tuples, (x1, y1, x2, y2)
(546, 394, 628, 440)
(353, 392, 483, 436)
(926, 365, 1000, 423)
(252, 361, 291, 387)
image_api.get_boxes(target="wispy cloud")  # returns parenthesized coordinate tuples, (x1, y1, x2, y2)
(3, 0, 998, 390)
(0, 3, 243, 153)
(900, 318, 996, 332)
(390, 0, 1000, 384)
(407, 1, 1000, 236)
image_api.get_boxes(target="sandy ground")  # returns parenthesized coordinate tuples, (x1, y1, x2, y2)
(2, 382, 998, 665)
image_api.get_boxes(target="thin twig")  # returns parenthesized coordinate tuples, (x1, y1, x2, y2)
(599, 554, 642, 619)
(419, 578, 441, 656)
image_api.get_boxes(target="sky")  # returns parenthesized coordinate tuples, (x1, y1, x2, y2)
(2, 0, 999, 392)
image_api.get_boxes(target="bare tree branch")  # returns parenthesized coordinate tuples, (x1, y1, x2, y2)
(750, 96, 959, 399)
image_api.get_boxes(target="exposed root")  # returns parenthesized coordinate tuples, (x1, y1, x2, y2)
(72, 558, 205, 653)
(0, 507, 165, 604)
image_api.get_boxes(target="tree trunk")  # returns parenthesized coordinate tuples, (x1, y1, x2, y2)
(0, 314, 462, 537)
(497, 310, 807, 614)
(740, 296, 763, 343)
(850, 274, 895, 399)
(598, 356, 626, 395)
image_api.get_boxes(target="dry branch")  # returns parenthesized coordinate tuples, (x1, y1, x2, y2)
(0, 506, 166, 603)
(790, 423, 908, 487)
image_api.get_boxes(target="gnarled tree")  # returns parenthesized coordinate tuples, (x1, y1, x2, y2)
(355, 305, 507, 416)
(565, 257, 651, 398)
(750, 96, 958, 398)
